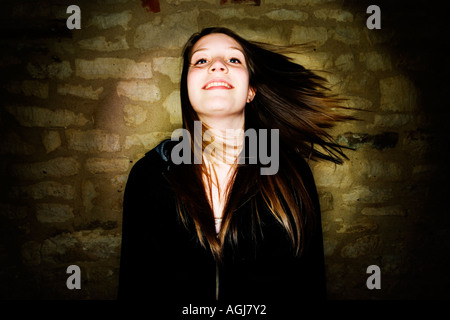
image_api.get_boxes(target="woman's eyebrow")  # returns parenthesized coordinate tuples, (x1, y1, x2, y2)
(191, 48, 207, 55)
(229, 46, 244, 54)
(191, 46, 244, 56)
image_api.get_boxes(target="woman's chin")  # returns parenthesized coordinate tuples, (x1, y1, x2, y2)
(195, 104, 245, 118)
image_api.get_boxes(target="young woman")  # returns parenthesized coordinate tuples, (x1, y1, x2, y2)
(118, 27, 350, 302)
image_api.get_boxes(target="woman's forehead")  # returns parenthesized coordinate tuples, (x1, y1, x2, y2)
(191, 33, 244, 54)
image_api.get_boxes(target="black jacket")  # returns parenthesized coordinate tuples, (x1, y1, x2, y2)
(118, 139, 326, 303)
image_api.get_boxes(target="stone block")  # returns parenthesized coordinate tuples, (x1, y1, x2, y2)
(361, 206, 407, 216)
(76, 230, 122, 260)
(111, 174, 128, 192)
(314, 9, 353, 22)
(50, 39, 75, 55)
(290, 26, 328, 46)
(340, 235, 382, 258)
(134, 9, 199, 49)
(116, 81, 161, 102)
(319, 191, 334, 212)
(286, 52, 333, 71)
(412, 164, 437, 176)
(26, 61, 46, 79)
(163, 90, 182, 125)
(5, 80, 48, 99)
(42, 130, 61, 153)
(336, 132, 398, 150)
(40, 230, 121, 264)
(10, 181, 75, 200)
(207, 7, 258, 20)
(336, 217, 378, 234)
(47, 61, 73, 79)
(40, 234, 77, 264)
(23, 80, 49, 98)
(374, 114, 413, 128)
(380, 76, 417, 112)
(87, 11, 132, 30)
(76, 58, 152, 80)
(323, 237, 338, 257)
(153, 57, 182, 83)
(57, 84, 104, 100)
(123, 104, 147, 126)
(85, 158, 130, 174)
(360, 52, 392, 72)
(66, 129, 121, 153)
(78, 35, 129, 52)
(96, 0, 129, 3)
(166, 0, 216, 3)
(36, 203, 74, 223)
(124, 132, 172, 150)
(27, 61, 72, 79)
(402, 129, 434, 158)
(11, 157, 80, 180)
(226, 25, 287, 45)
(335, 53, 354, 72)
(342, 186, 393, 204)
(265, 0, 335, 4)
(311, 161, 352, 188)
(82, 180, 97, 213)
(331, 26, 360, 45)
(5, 106, 89, 128)
(265, 9, 308, 21)
(363, 160, 404, 181)
(342, 96, 373, 110)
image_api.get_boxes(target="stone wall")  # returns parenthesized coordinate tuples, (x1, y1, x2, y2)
(0, 0, 449, 300)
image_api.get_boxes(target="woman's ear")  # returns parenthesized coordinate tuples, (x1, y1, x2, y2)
(247, 87, 256, 103)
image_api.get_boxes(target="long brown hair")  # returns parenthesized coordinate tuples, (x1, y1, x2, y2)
(168, 27, 351, 261)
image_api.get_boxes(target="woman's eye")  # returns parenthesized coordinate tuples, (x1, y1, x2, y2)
(194, 58, 208, 65)
(229, 58, 241, 64)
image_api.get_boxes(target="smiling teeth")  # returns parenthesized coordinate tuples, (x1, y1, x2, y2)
(205, 82, 232, 89)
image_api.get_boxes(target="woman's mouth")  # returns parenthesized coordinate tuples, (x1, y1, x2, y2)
(203, 81, 234, 90)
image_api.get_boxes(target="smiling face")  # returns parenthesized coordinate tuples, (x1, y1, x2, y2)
(187, 33, 255, 127)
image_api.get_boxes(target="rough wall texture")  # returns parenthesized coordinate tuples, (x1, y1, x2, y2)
(0, 0, 449, 300)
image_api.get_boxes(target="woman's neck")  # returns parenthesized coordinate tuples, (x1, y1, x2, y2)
(199, 112, 245, 133)
(199, 116, 245, 223)
(203, 126, 244, 165)
(200, 116, 245, 166)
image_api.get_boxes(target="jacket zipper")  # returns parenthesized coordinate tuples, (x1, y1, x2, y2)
(216, 262, 219, 301)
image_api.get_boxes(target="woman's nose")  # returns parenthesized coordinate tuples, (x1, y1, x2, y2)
(208, 58, 228, 73)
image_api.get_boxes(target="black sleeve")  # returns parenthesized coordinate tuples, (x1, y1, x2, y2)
(292, 156, 327, 300)
(118, 151, 170, 300)
(118, 140, 217, 302)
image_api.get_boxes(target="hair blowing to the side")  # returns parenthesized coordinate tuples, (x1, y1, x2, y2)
(167, 27, 353, 261)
